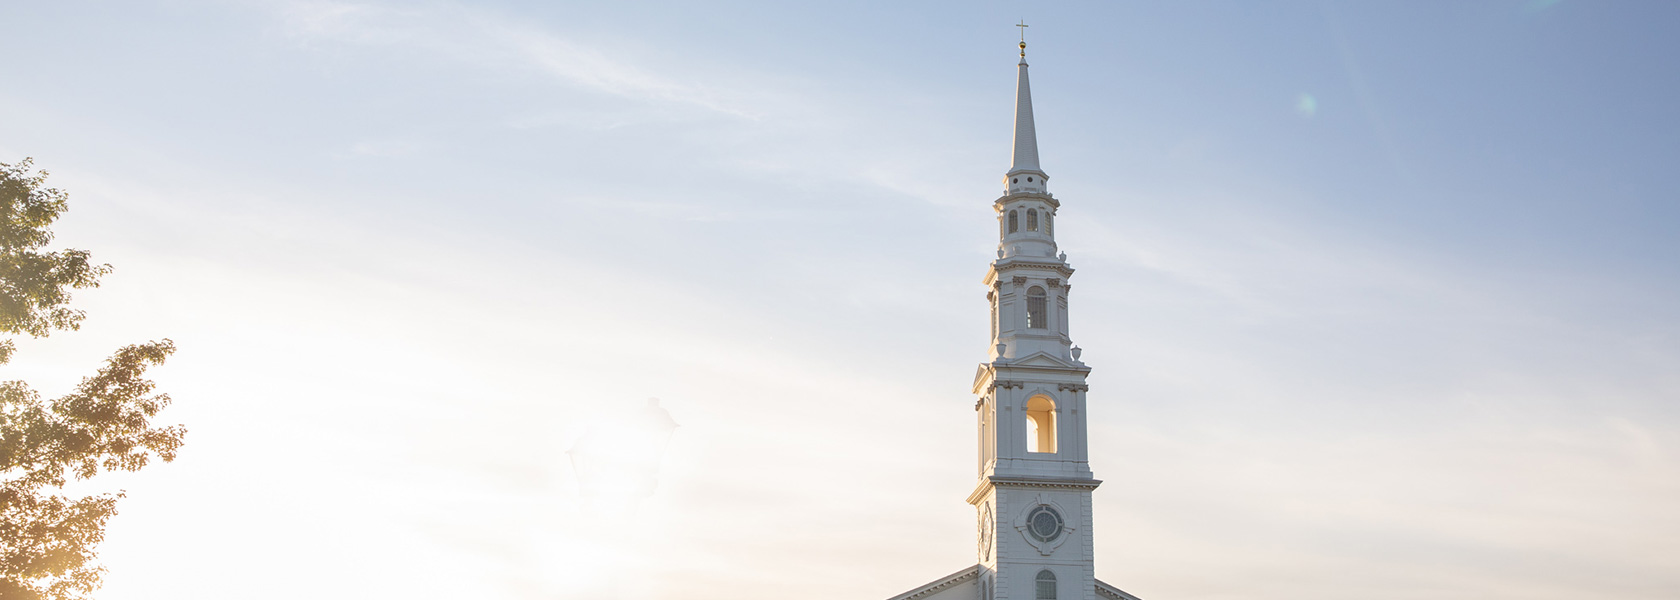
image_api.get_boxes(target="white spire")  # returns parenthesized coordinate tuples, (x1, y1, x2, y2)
(1004, 34, 1048, 195)
(1010, 55, 1042, 175)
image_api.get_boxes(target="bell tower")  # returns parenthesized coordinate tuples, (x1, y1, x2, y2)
(969, 34, 1101, 600)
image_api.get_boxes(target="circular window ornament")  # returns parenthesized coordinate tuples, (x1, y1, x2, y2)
(1026, 505, 1063, 542)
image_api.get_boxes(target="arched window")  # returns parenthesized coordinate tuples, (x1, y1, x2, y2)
(1026, 286, 1047, 329)
(1027, 209, 1039, 232)
(1008, 210, 1019, 233)
(1045, 211, 1053, 236)
(1026, 396, 1056, 453)
(1036, 569, 1057, 599)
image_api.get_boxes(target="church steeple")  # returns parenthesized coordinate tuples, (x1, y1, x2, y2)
(970, 33, 1101, 600)
(887, 31, 1139, 600)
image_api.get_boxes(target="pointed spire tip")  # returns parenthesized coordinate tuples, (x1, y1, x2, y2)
(1016, 20, 1029, 59)
(1009, 44, 1042, 175)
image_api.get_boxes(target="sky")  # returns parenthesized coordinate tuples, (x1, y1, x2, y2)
(2, 1, 1679, 599)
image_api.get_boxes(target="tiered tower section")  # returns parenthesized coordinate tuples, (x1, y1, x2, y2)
(968, 48, 1101, 600)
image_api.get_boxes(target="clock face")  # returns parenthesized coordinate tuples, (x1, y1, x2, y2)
(1027, 505, 1063, 542)
(979, 504, 994, 559)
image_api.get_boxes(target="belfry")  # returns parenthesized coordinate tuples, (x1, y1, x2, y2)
(885, 34, 1143, 600)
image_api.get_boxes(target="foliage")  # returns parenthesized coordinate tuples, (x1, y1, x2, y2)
(0, 159, 185, 600)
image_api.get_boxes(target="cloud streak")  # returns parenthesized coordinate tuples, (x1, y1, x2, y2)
(269, 0, 760, 118)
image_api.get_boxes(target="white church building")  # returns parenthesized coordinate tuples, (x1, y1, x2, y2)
(885, 39, 1145, 600)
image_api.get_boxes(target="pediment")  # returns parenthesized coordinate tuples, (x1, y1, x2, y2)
(973, 363, 994, 393)
(973, 352, 1090, 393)
(1010, 351, 1079, 369)
(1095, 579, 1145, 600)
(885, 565, 979, 600)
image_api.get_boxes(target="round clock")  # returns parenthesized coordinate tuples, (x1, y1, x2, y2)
(1026, 505, 1063, 542)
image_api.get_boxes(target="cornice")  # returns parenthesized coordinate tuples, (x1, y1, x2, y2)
(972, 361, 1091, 394)
(985, 377, 1087, 391)
(1096, 579, 1145, 600)
(990, 360, 1092, 377)
(997, 258, 1072, 272)
(885, 565, 981, 600)
(993, 192, 1061, 210)
(990, 379, 1025, 390)
(973, 363, 995, 394)
(989, 257, 1074, 278)
(967, 475, 1103, 505)
(974, 370, 1089, 395)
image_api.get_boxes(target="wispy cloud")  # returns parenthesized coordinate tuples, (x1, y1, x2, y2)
(331, 137, 433, 158)
(268, 0, 760, 118)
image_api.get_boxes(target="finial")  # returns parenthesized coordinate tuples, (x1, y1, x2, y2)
(1017, 20, 1028, 57)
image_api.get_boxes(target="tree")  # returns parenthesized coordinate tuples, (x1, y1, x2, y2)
(0, 158, 186, 600)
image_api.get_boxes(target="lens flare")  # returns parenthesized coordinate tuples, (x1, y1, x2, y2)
(1296, 93, 1318, 117)
(567, 397, 679, 515)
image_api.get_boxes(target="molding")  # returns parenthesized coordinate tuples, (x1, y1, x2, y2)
(1057, 383, 1089, 392)
(967, 475, 1103, 505)
(973, 364, 994, 394)
(993, 192, 1061, 209)
(995, 351, 1090, 372)
(1013, 492, 1075, 556)
(993, 258, 1075, 278)
(991, 379, 1025, 390)
(885, 565, 981, 600)
(1095, 579, 1145, 600)
(974, 357, 1091, 394)
(990, 475, 1103, 491)
(1024, 386, 1055, 400)
(984, 258, 1075, 285)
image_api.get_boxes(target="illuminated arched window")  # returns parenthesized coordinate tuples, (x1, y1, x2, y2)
(1026, 286, 1047, 329)
(1036, 569, 1057, 599)
(1025, 395, 1056, 453)
(1008, 210, 1019, 233)
(1027, 208, 1039, 232)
